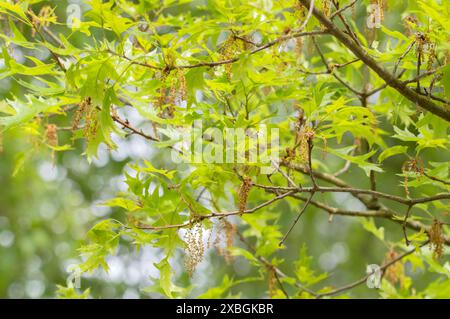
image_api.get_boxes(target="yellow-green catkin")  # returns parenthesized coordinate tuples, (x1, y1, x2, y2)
(83, 101, 99, 143)
(384, 250, 406, 288)
(185, 222, 205, 276)
(429, 219, 444, 259)
(238, 176, 252, 213)
(214, 219, 237, 264)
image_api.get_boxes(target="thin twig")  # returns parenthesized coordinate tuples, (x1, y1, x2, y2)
(278, 192, 450, 245)
(279, 192, 315, 246)
(403, 66, 444, 85)
(312, 36, 363, 96)
(402, 205, 413, 246)
(393, 41, 415, 76)
(134, 190, 296, 230)
(176, 31, 326, 70)
(237, 230, 319, 297)
(316, 241, 427, 298)
(272, 159, 300, 189)
(424, 172, 450, 186)
(272, 269, 290, 299)
(330, 0, 358, 19)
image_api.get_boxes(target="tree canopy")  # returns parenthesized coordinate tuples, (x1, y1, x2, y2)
(0, 0, 449, 299)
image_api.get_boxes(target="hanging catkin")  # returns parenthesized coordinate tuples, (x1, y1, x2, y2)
(184, 222, 205, 276)
(45, 124, 58, 147)
(237, 176, 252, 213)
(429, 219, 444, 259)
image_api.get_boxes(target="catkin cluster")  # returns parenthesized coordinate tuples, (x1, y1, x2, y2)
(292, 2, 306, 56)
(403, 15, 419, 37)
(383, 250, 405, 288)
(72, 97, 98, 143)
(293, 1, 306, 20)
(237, 176, 252, 213)
(31, 6, 56, 37)
(445, 47, 450, 66)
(45, 124, 58, 147)
(416, 33, 436, 71)
(321, 0, 331, 17)
(293, 1, 307, 46)
(402, 15, 437, 70)
(213, 219, 237, 264)
(184, 222, 205, 276)
(371, 0, 385, 23)
(295, 37, 304, 57)
(220, 35, 245, 78)
(83, 106, 99, 143)
(429, 219, 444, 259)
(156, 72, 168, 113)
(283, 110, 315, 164)
(285, 109, 304, 162)
(298, 126, 315, 163)
(72, 97, 90, 130)
(284, 146, 296, 163)
(156, 69, 187, 118)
